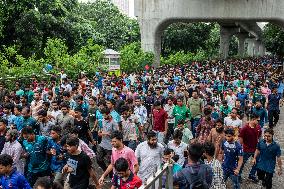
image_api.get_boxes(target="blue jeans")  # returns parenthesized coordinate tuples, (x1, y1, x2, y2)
(239, 152, 257, 178)
(191, 118, 200, 138)
(223, 170, 240, 189)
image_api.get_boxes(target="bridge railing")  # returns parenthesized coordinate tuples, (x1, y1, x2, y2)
(139, 163, 174, 189)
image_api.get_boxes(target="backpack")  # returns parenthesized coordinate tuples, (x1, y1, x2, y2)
(180, 164, 209, 189)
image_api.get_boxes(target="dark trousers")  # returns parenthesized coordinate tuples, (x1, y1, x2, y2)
(26, 169, 50, 187)
(165, 123, 175, 144)
(268, 110, 279, 127)
(257, 169, 273, 189)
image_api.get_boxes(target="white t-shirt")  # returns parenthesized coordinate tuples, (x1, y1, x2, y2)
(224, 116, 242, 128)
(167, 140, 187, 166)
(135, 141, 164, 181)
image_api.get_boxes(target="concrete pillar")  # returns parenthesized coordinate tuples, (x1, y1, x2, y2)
(254, 40, 260, 56)
(259, 43, 265, 56)
(236, 33, 247, 57)
(219, 27, 231, 59)
(246, 38, 255, 57)
(140, 20, 162, 68)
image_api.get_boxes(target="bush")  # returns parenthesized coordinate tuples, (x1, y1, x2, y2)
(120, 42, 154, 72)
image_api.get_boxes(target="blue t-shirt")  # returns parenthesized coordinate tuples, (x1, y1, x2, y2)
(256, 139, 281, 173)
(111, 110, 121, 123)
(221, 140, 243, 173)
(23, 135, 49, 173)
(0, 168, 31, 189)
(47, 138, 65, 172)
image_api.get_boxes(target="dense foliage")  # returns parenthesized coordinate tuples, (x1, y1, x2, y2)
(263, 23, 284, 56)
(1, 0, 281, 79)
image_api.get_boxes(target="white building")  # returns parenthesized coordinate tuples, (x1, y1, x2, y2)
(79, 0, 135, 18)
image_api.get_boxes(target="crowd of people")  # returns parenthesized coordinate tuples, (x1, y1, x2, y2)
(0, 56, 283, 189)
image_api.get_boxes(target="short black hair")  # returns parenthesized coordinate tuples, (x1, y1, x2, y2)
(264, 128, 274, 136)
(250, 113, 260, 120)
(66, 137, 79, 147)
(114, 158, 129, 172)
(74, 106, 83, 113)
(147, 130, 157, 140)
(188, 142, 204, 162)
(224, 128, 235, 135)
(62, 91, 71, 97)
(38, 109, 47, 117)
(153, 100, 161, 107)
(14, 105, 23, 112)
(177, 119, 185, 125)
(3, 103, 13, 110)
(203, 142, 215, 157)
(0, 118, 8, 125)
(0, 154, 13, 166)
(43, 101, 50, 108)
(215, 118, 224, 125)
(101, 107, 110, 115)
(173, 129, 183, 140)
(33, 176, 63, 189)
(21, 126, 34, 135)
(120, 105, 129, 113)
(164, 148, 174, 155)
(110, 130, 123, 140)
(60, 102, 70, 109)
(51, 125, 62, 135)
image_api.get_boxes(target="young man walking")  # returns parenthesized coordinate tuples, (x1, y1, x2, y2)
(239, 113, 262, 182)
(63, 137, 100, 189)
(252, 128, 282, 189)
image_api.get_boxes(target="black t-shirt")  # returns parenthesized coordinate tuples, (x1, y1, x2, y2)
(74, 119, 90, 142)
(0, 133, 6, 153)
(68, 152, 92, 189)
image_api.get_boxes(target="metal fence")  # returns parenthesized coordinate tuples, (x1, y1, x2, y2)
(139, 163, 174, 189)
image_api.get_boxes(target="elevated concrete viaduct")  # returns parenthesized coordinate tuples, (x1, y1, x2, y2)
(135, 0, 284, 66)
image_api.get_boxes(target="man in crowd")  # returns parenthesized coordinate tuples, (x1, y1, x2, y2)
(173, 142, 213, 188)
(267, 87, 281, 128)
(252, 128, 282, 189)
(135, 131, 164, 182)
(239, 114, 262, 182)
(22, 126, 50, 186)
(99, 130, 138, 185)
(152, 101, 168, 145)
(0, 154, 31, 189)
(63, 137, 100, 189)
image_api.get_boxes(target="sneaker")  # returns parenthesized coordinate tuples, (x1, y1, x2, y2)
(248, 175, 259, 183)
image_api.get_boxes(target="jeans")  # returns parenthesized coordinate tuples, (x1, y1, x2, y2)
(239, 152, 257, 178)
(223, 170, 240, 189)
(191, 118, 200, 138)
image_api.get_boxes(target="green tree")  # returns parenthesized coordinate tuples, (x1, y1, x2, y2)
(77, 0, 140, 50)
(162, 23, 214, 56)
(263, 23, 284, 56)
(120, 42, 154, 72)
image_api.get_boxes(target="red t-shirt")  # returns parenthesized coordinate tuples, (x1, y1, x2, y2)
(112, 172, 142, 189)
(239, 124, 261, 153)
(152, 108, 168, 132)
